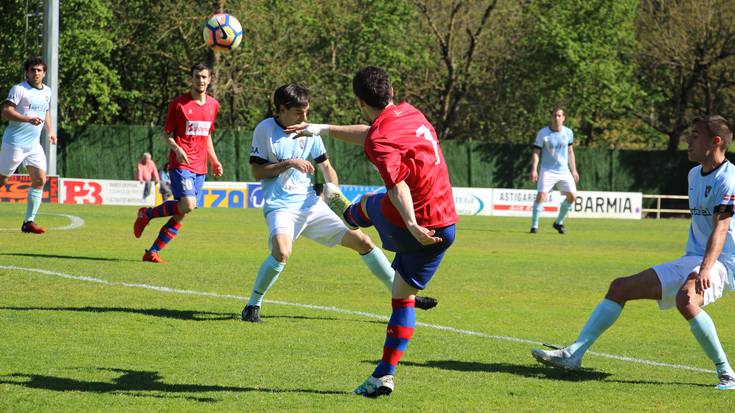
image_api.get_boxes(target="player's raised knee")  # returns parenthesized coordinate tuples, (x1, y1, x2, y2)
(178, 198, 196, 214)
(606, 277, 630, 302)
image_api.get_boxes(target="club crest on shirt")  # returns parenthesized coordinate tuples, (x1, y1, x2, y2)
(705, 185, 712, 198)
(297, 137, 306, 149)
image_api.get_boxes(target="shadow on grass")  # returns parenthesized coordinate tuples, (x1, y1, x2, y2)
(0, 306, 389, 325)
(0, 252, 134, 262)
(0, 368, 348, 403)
(262, 314, 386, 325)
(398, 360, 711, 387)
(0, 306, 239, 322)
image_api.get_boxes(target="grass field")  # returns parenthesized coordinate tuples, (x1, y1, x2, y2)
(1, 203, 733, 412)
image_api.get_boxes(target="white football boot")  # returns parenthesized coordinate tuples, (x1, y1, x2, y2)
(716, 374, 735, 390)
(353, 374, 394, 397)
(531, 348, 582, 370)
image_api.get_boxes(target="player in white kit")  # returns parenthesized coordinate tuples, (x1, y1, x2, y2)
(241, 84, 436, 322)
(529, 107, 579, 234)
(531, 115, 735, 390)
(0, 56, 57, 234)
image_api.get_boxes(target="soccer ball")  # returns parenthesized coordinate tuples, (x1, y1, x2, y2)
(203, 13, 243, 52)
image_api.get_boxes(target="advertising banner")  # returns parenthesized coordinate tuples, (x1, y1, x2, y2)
(569, 191, 642, 219)
(491, 189, 563, 217)
(61, 178, 155, 205)
(246, 183, 263, 208)
(1, 175, 59, 203)
(452, 187, 494, 216)
(199, 181, 249, 208)
(491, 188, 642, 219)
(340, 184, 385, 203)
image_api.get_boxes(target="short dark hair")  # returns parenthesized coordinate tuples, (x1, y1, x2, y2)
(694, 115, 733, 146)
(550, 106, 564, 116)
(352, 66, 392, 109)
(190, 63, 211, 77)
(273, 84, 310, 110)
(24, 56, 46, 72)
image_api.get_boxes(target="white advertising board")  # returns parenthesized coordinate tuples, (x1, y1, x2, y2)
(452, 187, 494, 216)
(569, 191, 642, 219)
(490, 188, 642, 219)
(60, 178, 156, 206)
(491, 189, 563, 217)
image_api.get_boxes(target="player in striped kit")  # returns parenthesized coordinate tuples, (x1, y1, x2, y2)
(289, 67, 458, 397)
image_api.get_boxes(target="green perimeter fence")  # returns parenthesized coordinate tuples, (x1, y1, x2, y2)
(54, 125, 696, 196)
(0, 125, 694, 203)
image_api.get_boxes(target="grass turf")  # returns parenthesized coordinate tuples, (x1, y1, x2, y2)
(0, 203, 733, 411)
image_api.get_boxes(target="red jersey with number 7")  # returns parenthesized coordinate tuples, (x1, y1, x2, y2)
(164, 93, 220, 174)
(364, 101, 458, 229)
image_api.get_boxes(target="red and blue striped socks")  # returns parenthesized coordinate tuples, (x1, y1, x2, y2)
(146, 200, 180, 219)
(373, 298, 416, 377)
(346, 201, 372, 227)
(150, 218, 182, 252)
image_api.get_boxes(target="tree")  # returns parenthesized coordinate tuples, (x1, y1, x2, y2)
(636, 0, 735, 151)
(412, 0, 500, 140)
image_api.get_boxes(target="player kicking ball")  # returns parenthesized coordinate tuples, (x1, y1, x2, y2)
(531, 116, 735, 391)
(288, 67, 458, 397)
(241, 84, 437, 324)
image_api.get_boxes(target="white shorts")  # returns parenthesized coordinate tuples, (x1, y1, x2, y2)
(537, 169, 576, 194)
(0, 142, 47, 177)
(265, 200, 348, 250)
(653, 255, 729, 310)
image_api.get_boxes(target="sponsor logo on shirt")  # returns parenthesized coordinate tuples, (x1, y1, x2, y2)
(690, 208, 712, 216)
(185, 121, 212, 137)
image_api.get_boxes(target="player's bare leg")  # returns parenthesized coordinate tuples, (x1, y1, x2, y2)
(532, 269, 661, 370)
(530, 192, 546, 233)
(142, 196, 194, 263)
(340, 229, 437, 310)
(242, 234, 291, 323)
(677, 274, 735, 389)
(355, 273, 419, 397)
(21, 165, 47, 234)
(553, 191, 576, 234)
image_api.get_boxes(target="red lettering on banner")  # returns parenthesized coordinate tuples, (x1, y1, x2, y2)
(493, 204, 558, 212)
(64, 181, 103, 204)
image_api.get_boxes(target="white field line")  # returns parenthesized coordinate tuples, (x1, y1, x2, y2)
(0, 213, 85, 231)
(0, 265, 714, 375)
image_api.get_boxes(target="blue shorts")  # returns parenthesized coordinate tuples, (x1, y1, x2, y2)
(169, 169, 206, 206)
(365, 193, 456, 290)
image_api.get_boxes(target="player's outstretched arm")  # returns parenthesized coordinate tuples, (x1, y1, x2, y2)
(697, 211, 732, 293)
(387, 180, 442, 246)
(284, 122, 369, 146)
